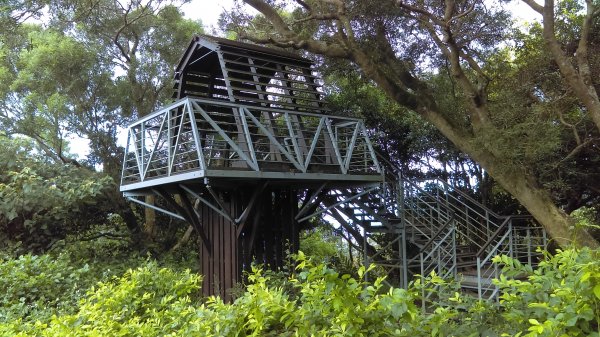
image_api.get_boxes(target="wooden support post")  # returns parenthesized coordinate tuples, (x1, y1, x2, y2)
(189, 186, 299, 302)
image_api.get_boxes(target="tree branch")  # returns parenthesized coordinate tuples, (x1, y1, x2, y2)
(561, 138, 594, 162)
(575, 0, 595, 90)
(521, 0, 544, 13)
(243, 0, 295, 38)
(395, 0, 446, 26)
(557, 109, 581, 146)
(241, 0, 350, 58)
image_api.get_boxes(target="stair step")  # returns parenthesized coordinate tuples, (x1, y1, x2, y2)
(456, 261, 477, 269)
(365, 226, 402, 233)
(455, 252, 475, 260)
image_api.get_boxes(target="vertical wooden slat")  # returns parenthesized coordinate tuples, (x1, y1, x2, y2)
(195, 186, 300, 301)
(218, 198, 225, 297)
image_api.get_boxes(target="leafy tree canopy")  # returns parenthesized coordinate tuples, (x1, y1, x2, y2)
(221, 0, 600, 247)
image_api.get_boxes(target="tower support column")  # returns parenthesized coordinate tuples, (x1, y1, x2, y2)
(194, 186, 299, 300)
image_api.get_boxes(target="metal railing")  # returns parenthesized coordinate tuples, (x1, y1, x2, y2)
(121, 97, 382, 188)
(511, 222, 547, 266)
(403, 179, 503, 253)
(403, 181, 453, 245)
(419, 222, 456, 309)
(473, 215, 547, 300)
(363, 155, 548, 300)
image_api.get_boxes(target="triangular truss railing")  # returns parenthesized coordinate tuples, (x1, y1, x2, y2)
(121, 97, 382, 190)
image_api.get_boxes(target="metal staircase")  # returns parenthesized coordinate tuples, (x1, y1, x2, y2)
(318, 157, 548, 300)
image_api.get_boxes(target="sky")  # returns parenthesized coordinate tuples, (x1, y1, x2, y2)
(181, 0, 237, 32)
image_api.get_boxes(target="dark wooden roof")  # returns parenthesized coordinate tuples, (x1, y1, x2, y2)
(175, 35, 312, 72)
(173, 35, 327, 114)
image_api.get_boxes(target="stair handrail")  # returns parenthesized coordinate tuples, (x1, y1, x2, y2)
(410, 179, 506, 242)
(404, 178, 507, 250)
(435, 187, 501, 222)
(476, 216, 511, 258)
(420, 227, 456, 271)
(402, 179, 453, 212)
(476, 222, 512, 300)
(425, 179, 504, 219)
(402, 191, 453, 236)
(374, 153, 491, 233)
(418, 217, 455, 254)
(403, 179, 493, 247)
(419, 224, 456, 310)
(476, 214, 535, 258)
(375, 149, 500, 219)
(375, 151, 506, 237)
(375, 151, 402, 177)
(374, 150, 506, 223)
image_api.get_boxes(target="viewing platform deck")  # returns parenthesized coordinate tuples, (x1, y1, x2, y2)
(120, 97, 383, 194)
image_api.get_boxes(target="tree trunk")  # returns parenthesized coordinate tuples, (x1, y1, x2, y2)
(493, 172, 598, 248)
(421, 108, 599, 248)
(144, 195, 157, 238)
(170, 225, 194, 252)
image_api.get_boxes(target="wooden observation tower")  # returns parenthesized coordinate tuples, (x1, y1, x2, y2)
(121, 35, 548, 302)
(120, 35, 384, 299)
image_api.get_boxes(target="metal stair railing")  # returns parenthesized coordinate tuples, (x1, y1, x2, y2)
(405, 179, 504, 254)
(378, 153, 501, 251)
(511, 221, 547, 266)
(401, 179, 456, 237)
(374, 153, 503, 249)
(405, 179, 548, 300)
(417, 221, 456, 310)
(321, 152, 547, 300)
(403, 194, 452, 245)
(475, 217, 512, 300)
(474, 215, 547, 300)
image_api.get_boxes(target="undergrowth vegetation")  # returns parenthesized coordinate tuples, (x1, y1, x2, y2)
(0, 243, 598, 337)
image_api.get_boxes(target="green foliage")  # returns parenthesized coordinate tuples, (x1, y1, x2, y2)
(1, 248, 599, 336)
(0, 253, 92, 324)
(300, 227, 340, 259)
(41, 263, 202, 336)
(300, 226, 353, 262)
(572, 207, 600, 231)
(493, 248, 600, 337)
(324, 72, 455, 177)
(0, 135, 112, 251)
(0, 4, 204, 249)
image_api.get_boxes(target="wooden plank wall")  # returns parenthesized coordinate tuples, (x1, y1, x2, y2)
(197, 191, 240, 300)
(198, 187, 299, 301)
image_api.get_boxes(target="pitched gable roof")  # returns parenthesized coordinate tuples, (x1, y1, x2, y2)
(173, 35, 326, 113)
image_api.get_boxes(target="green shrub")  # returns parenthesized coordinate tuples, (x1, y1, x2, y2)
(0, 253, 92, 323)
(0, 135, 113, 253)
(493, 248, 600, 337)
(0, 248, 598, 337)
(10, 262, 202, 337)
